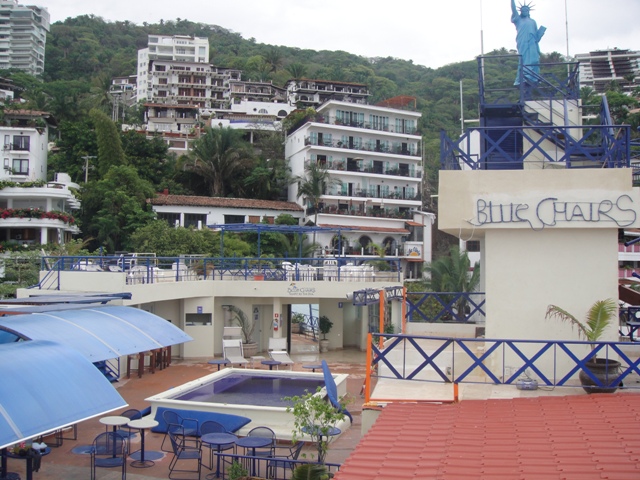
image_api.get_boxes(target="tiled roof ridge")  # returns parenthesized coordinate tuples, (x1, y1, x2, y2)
(149, 194, 303, 211)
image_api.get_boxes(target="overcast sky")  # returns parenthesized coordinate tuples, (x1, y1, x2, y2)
(43, 0, 639, 69)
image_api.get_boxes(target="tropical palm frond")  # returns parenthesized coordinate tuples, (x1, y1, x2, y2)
(545, 298, 618, 344)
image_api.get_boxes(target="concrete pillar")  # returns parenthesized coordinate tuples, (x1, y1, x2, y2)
(272, 298, 282, 338)
(40, 227, 47, 244)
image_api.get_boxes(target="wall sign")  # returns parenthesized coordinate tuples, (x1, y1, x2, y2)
(469, 195, 636, 230)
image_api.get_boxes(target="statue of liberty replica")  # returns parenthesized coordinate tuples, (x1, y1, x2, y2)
(511, 0, 546, 85)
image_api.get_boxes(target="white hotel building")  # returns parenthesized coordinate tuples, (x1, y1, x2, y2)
(285, 98, 431, 279)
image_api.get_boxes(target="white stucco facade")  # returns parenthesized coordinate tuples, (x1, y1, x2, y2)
(439, 168, 640, 372)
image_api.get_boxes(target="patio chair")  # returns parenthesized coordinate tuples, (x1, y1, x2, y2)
(161, 410, 200, 452)
(200, 420, 235, 470)
(168, 430, 202, 480)
(267, 337, 294, 369)
(90, 431, 127, 480)
(267, 441, 305, 478)
(247, 426, 276, 457)
(114, 408, 141, 450)
(223, 338, 248, 367)
(321, 360, 353, 423)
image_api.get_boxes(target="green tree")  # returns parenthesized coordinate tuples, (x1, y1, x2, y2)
(294, 161, 341, 247)
(184, 127, 255, 197)
(81, 165, 155, 251)
(89, 108, 127, 178)
(425, 246, 480, 321)
(0, 251, 41, 298)
(129, 220, 219, 256)
(286, 62, 308, 80)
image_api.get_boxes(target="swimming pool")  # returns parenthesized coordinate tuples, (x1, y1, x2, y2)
(146, 368, 350, 439)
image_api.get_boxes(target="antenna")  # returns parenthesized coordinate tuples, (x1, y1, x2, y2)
(479, 0, 484, 55)
(564, 0, 570, 58)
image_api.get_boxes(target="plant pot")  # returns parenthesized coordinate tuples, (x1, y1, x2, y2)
(243, 342, 259, 358)
(319, 339, 330, 353)
(579, 358, 622, 394)
(291, 323, 301, 334)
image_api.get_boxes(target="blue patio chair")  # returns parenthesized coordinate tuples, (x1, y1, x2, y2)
(90, 431, 127, 480)
(267, 441, 305, 478)
(161, 410, 199, 452)
(321, 360, 353, 422)
(168, 429, 202, 480)
(247, 426, 276, 457)
(200, 420, 235, 470)
(114, 408, 141, 449)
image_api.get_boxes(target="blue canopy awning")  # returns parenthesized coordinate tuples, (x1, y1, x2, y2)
(0, 340, 127, 449)
(0, 306, 192, 362)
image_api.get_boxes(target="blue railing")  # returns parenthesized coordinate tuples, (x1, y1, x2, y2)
(368, 333, 640, 391)
(478, 55, 580, 108)
(440, 124, 631, 170)
(406, 292, 485, 323)
(34, 255, 403, 289)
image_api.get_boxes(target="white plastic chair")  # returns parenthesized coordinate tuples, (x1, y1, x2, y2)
(268, 337, 294, 369)
(222, 339, 248, 367)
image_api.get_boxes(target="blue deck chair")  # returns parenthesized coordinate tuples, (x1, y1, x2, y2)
(321, 360, 353, 423)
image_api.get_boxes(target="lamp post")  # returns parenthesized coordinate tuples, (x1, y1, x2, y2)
(81, 155, 96, 183)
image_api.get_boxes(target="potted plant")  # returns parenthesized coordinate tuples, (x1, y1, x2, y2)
(292, 312, 305, 335)
(228, 305, 258, 358)
(292, 464, 331, 480)
(318, 316, 333, 353)
(545, 298, 621, 393)
(285, 387, 348, 465)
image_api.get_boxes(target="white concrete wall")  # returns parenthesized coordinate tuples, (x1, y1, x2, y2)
(438, 167, 640, 378)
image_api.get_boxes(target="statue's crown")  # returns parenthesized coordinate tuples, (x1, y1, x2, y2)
(518, 1, 534, 12)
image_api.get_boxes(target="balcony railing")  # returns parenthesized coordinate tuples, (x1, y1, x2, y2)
(304, 137, 421, 157)
(440, 124, 631, 170)
(34, 255, 404, 290)
(365, 332, 640, 399)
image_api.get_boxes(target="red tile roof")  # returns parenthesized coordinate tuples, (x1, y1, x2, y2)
(334, 394, 640, 480)
(149, 194, 303, 212)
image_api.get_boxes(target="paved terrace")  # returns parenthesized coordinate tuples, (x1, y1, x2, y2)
(6, 338, 640, 480)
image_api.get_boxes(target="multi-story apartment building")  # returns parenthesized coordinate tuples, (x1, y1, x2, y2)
(285, 98, 429, 278)
(137, 35, 210, 102)
(575, 48, 640, 94)
(285, 79, 370, 108)
(210, 80, 295, 137)
(0, 0, 49, 76)
(0, 110, 79, 244)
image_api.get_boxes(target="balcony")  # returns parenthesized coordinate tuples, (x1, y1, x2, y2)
(304, 137, 421, 158)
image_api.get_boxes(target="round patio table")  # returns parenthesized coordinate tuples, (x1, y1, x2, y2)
(208, 359, 230, 371)
(302, 364, 322, 373)
(99, 415, 130, 434)
(201, 432, 237, 479)
(261, 359, 281, 370)
(127, 417, 159, 468)
(235, 436, 272, 477)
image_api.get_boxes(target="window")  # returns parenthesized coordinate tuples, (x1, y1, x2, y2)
(185, 313, 212, 325)
(466, 240, 481, 252)
(224, 214, 245, 224)
(12, 136, 29, 151)
(184, 213, 207, 228)
(11, 158, 28, 175)
(156, 212, 180, 226)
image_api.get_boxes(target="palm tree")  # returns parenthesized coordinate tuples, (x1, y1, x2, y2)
(263, 47, 283, 73)
(545, 299, 618, 353)
(294, 161, 341, 248)
(425, 246, 480, 321)
(185, 127, 255, 197)
(286, 62, 308, 81)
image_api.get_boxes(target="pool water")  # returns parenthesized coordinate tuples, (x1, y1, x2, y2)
(172, 372, 324, 407)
